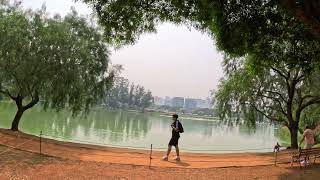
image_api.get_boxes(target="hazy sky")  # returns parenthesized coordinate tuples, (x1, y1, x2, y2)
(22, 0, 224, 99)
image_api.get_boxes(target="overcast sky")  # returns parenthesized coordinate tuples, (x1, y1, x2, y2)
(22, 0, 224, 99)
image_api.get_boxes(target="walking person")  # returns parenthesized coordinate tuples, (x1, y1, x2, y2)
(300, 125, 315, 150)
(299, 125, 315, 165)
(162, 114, 184, 161)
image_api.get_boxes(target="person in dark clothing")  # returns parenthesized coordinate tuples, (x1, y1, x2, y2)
(162, 114, 183, 161)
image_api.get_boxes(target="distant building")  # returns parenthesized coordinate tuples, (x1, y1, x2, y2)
(171, 97, 184, 108)
(164, 96, 172, 106)
(161, 95, 212, 109)
(184, 98, 197, 109)
(196, 99, 210, 109)
(153, 96, 165, 106)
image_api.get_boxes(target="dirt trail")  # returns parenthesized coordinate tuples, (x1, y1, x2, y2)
(0, 144, 319, 180)
(0, 129, 295, 169)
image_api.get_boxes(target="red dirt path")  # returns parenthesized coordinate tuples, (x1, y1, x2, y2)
(0, 129, 283, 168)
(1, 129, 320, 179)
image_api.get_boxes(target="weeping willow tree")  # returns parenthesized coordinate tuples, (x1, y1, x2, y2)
(215, 52, 320, 149)
(0, 3, 117, 131)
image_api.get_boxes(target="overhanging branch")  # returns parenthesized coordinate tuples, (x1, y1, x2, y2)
(257, 94, 287, 116)
(0, 89, 17, 100)
(265, 90, 287, 103)
(23, 91, 39, 110)
(249, 103, 278, 121)
(300, 96, 320, 111)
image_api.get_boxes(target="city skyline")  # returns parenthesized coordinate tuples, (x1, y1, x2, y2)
(154, 95, 212, 109)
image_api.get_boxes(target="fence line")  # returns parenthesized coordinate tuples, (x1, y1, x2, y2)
(0, 137, 35, 157)
(41, 134, 155, 150)
(0, 133, 299, 167)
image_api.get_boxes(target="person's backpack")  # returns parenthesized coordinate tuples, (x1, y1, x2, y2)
(176, 120, 184, 133)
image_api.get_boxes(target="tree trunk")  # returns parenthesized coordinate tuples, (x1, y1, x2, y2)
(11, 108, 24, 131)
(10, 93, 39, 131)
(290, 127, 298, 149)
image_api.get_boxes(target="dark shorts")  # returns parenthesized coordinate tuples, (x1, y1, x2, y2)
(168, 136, 180, 146)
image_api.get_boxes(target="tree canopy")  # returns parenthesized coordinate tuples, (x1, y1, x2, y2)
(215, 45, 320, 148)
(82, 0, 319, 62)
(0, 3, 116, 130)
(104, 77, 153, 111)
(279, 0, 320, 41)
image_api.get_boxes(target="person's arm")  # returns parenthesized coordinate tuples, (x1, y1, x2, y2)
(171, 125, 179, 132)
(300, 132, 306, 146)
(171, 122, 179, 132)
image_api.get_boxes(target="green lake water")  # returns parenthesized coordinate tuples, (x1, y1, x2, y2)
(0, 102, 280, 153)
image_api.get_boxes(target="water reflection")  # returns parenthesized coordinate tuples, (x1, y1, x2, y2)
(0, 102, 278, 152)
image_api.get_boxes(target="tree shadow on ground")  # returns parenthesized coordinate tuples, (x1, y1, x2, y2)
(167, 160, 190, 167)
(278, 164, 320, 180)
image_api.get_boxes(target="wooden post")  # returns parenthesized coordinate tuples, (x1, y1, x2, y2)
(40, 131, 42, 155)
(274, 151, 278, 166)
(149, 144, 153, 169)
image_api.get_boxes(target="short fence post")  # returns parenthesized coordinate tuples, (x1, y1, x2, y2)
(149, 144, 153, 169)
(39, 131, 42, 155)
(274, 151, 278, 166)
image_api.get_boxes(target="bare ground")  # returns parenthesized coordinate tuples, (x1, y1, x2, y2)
(0, 129, 320, 179)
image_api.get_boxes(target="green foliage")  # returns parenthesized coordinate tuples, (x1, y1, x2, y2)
(215, 53, 320, 147)
(0, 3, 116, 129)
(82, 0, 319, 64)
(81, 0, 320, 148)
(105, 77, 153, 110)
(81, 0, 215, 47)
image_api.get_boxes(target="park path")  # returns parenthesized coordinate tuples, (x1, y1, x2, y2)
(0, 129, 291, 169)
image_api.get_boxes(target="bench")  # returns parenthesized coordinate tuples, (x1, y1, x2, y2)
(291, 147, 320, 167)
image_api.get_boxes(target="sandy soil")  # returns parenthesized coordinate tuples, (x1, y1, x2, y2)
(0, 129, 320, 179)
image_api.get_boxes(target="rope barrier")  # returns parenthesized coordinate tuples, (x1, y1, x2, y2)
(0, 133, 299, 167)
(0, 137, 35, 157)
(0, 131, 302, 168)
(181, 147, 272, 152)
(41, 134, 151, 150)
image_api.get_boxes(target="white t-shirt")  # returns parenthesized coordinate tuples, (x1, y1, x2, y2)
(303, 129, 314, 145)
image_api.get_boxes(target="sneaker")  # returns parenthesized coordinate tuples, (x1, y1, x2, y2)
(300, 160, 309, 166)
(174, 156, 181, 161)
(162, 156, 168, 161)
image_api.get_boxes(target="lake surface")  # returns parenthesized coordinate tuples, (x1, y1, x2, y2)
(0, 102, 280, 153)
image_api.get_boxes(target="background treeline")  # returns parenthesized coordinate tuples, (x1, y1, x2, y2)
(103, 77, 153, 111)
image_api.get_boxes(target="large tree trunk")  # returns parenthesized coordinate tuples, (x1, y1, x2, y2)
(11, 108, 24, 131)
(10, 93, 39, 131)
(290, 126, 298, 149)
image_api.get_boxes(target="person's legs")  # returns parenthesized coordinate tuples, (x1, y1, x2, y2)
(164, 137, 180, 161)
(175, 145, 180, 157)
(163, 144, 172, 160)
(305, 144, 313, 163)
(166, 145, 172, 156)
(173, 145, 180, 161)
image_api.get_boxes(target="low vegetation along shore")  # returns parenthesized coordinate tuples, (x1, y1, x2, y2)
(1, 129, 320, 179)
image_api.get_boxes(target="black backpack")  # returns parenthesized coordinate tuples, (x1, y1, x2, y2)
(177, 120, 184, 133)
